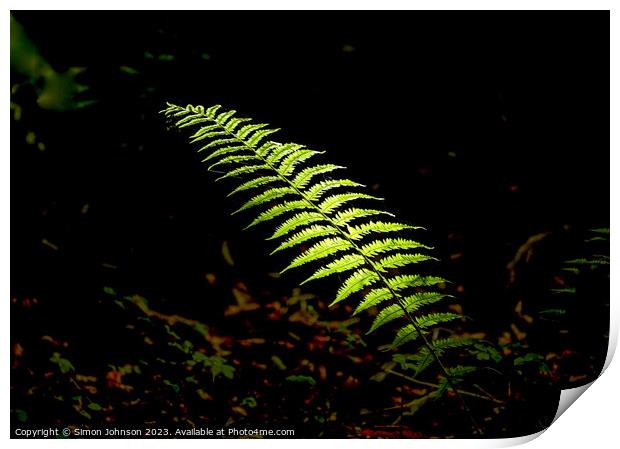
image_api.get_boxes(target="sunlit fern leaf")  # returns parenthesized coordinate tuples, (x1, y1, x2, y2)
(215, 164, 268, 182)
(202, 145, 248, 162)
(265, 143, 305, 164)
(268, 211, 326, 240)
(302, 253, 366, 284)
(319, 193, 382, 214)
(233, 187, 297, 214)
(368, 292, 450, 333)
(162, 102, 475, 415)
(292, 164, 345, 189)
(246, 128, 281, 147)
(256, 141, 280, 158)
(190, 130, 228, 144)
(387, 274, 446, 292)
(281, 237, 353, 273)
(208, 154, 261, 170)
(376, 253, 436, 269)
(236, 123, 268, 140)
(331, 268, 381, 306)
(224, 117, 252, 132)
(271, 225, 339, 254)
(215, 109, 236, 125)
(178, 118, 215, 128)
(197, 138, 240, 152)
(305, 179, 364, 202)
(360, 238, 430, 258)
(227, 176, 281, 197)
(354, 288, 393, 314)
(278, 149, 323, 176)
(245, 200, 312, 229)
(346, 221, 419, 240)
(332, 208, 395, 227)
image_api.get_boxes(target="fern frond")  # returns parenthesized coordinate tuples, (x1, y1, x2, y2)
(387, 274, 446, 292)
(265, 143, 304, 164)
(208, 154, 261, 170)
(319, 193, 382, 214)
(354, 288, 392, 314)
(163, 102, 477, 429)
(178, 117, 215, 128)
(305, 179, 364, 202)
(346, 221, 419, 240)
(233, 187, 297, 214)
(246, 128, 281, 147)
(282, 237, 353, 273)
(197, 138, 240, 152)
(332, 208, 395, 226)
(224, 117, 252, 132)
(278, 149, 323, 176)
(367, 292, 449, 333)
(201, 145, 248, 162)
(236, 123, 269, 140)
(214, 164, 267, 182)
(361, 238, 430, 257)
(270, 225, 339, 254)
(331, 269, 381, 306)
(268, 212, 326, 240)
(392, 313, 460, 348)
(302, 253, 366, 284)
(376, 253, 436, 270)
(190, 130, 228, 144)
(245, 200, 312, 229)
(227, 176, 281, 197)
(292, 164, 345, 189)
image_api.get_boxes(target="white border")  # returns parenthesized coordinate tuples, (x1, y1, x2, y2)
(3, 2, 616, 448)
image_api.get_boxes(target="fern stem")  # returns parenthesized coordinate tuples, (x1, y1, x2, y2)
(167, 103, 483, 435)
(385, 369, 505, 405)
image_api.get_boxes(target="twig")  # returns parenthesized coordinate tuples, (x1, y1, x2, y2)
(385, 369, 506, 405)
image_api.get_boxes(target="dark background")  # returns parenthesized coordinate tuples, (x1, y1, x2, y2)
(11, 11, 609, 438)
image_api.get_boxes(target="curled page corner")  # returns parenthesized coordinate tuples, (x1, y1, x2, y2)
(553, 382, 595, 422)
(551, 311, 617, 425)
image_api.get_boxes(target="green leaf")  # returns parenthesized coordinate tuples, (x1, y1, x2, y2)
(306, 179, 364, 201)
(346, 221, 420, 240)
(387, 275, 446, 292)
(361, 238, 430, 257)
(233, 187, 296, 214)
(376, 253, 435, 270)
(278, 149, 323, 176)
(208, 154, 260, 170)
(319, 193, 382, 214)
(227, 176, 281, 196)
(286, 375, 316, 386)
(245, 200, 313, 229)
(282, 237, 353, 272)
(201, 145, 248, 162)
(330, 269, 380, 306)
(367, 292, 449, 333)
(302, 253, 366, 284)
(293, 164, 345, 188)
(265, 143, 305, 164)
(269, 211, 326, 239)
(236, 123, 269, 140)
(215, 164, 268, 182)
(333, 208, 395, 227)
(271, 225, 339, 254)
